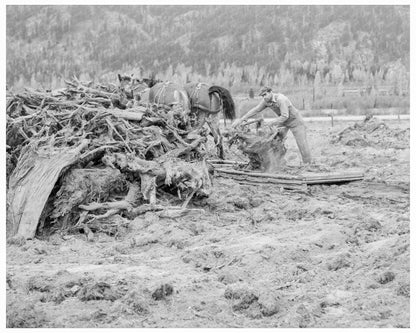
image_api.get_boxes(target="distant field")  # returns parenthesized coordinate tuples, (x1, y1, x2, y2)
(233, 94, 410, 119)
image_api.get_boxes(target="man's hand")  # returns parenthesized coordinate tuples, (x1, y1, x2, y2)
(230, 119, 242, 129)
(231, 118, 250, 129)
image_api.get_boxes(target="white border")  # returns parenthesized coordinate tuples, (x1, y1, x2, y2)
(2, 1, 414, 333)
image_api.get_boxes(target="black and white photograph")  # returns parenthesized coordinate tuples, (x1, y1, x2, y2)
(3, 0, 413, 329)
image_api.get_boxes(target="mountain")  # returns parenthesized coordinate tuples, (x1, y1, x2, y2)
(6, 5, 410, 90)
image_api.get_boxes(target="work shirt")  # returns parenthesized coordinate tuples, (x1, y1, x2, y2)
(244, 93, 304, 128)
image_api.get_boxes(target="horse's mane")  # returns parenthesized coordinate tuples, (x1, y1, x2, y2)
(143, 77, 161, 88)
(208, 86, 236, 120)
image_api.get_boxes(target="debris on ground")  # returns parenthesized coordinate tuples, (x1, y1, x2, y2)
(331, 115, 409, 149)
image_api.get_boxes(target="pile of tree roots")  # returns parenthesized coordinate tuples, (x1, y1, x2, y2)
(331, 114, 409, 149)
(6, 78, 212, 239)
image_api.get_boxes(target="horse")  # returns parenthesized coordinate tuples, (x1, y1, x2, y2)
(119, 76, 236, 159)
(183, 82, 236, 159)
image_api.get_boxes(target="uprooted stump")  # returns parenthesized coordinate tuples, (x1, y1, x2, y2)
(229, 128, 287, 173)
(331, 115, 409, 149)
(6, 78, 213, 239)
(48, 167, 128, 231)
(7, 139, 90, 238)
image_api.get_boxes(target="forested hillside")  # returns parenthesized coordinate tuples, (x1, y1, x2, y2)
(6, 5, 409, 91)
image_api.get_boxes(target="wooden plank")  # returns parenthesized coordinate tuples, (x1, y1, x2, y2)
(215, 168, 364, 187)
(224, 174, 305, 185)
(216, 169, 307, 190)
(216, 168, 304, 181)
(303, 170, 364, 181)
(220, 175, 306, 190)
(207, 159, 247, 165)
(306, 177, 364, 184)
(237, 181, 307, 191)
(211, 163, 236, 169)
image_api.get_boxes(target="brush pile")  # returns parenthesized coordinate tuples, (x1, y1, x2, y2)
(6, 78, 212, 239)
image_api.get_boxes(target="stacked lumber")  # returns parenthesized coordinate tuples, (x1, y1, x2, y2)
(6, 78, 211, 239)
(302, 171, 365, 184)
(215, 168, 307, 191)
(215, 167, 364, 190)
(214, 160, 364, 191)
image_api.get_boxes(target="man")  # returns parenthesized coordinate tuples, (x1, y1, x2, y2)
(231, 86, 312, 164)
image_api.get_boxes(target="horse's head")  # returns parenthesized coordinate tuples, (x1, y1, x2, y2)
(118, 73, 148, 100)
(118, 73, 133, 97)
(118, 73, 134, 86)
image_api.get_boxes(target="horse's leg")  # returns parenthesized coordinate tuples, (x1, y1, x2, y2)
(206, 113, 224, 159)
(148, 88, 155, 103)
(191, 108, 205, 128)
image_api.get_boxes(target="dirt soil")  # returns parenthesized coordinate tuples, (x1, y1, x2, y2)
(6, 120, 410, 328)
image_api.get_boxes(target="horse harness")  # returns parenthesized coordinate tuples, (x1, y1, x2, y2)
(131, 83, 149, 101)
(190, 83, 222, 114)
(153, 81, 181, 106)
(189, 83, 203, 110)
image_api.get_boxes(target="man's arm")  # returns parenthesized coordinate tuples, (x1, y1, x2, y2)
(231, 100, 266, 128)
(267, 97, 290, 127)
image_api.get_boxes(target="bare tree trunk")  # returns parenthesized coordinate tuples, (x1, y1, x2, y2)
(7, 139, 89, 239)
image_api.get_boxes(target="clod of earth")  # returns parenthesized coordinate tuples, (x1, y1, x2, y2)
(122, 290, 150, 314)
(377, 271, 396, 284)
(78, 281, 121, 302)
(152, 284, 174, 300)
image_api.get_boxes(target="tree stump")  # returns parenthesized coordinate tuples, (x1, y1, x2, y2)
(230, 129, 287, 173)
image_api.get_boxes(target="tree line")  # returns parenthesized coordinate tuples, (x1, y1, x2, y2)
(6, 5, 409, 93)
